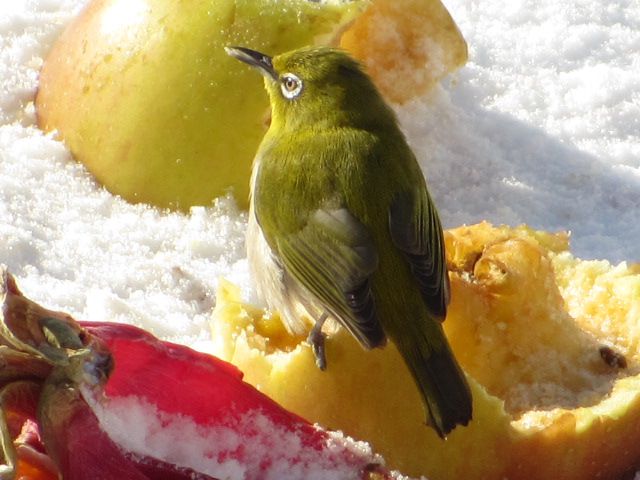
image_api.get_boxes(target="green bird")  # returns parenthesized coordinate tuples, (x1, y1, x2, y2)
(225, 45, 472, 437)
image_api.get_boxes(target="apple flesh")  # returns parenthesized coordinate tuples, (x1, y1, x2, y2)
(36, 0, 365, 209)
(340, 0, 468, 104)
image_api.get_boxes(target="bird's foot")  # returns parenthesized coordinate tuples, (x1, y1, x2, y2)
(308, 313, 328, 370)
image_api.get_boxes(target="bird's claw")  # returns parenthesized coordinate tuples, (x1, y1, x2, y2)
(308, 328, 327, 371)
(308, 312, 328, 370)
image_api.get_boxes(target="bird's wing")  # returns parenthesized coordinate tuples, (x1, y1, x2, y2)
(276, 207, 386, 349)
(388, 188, 450, 320)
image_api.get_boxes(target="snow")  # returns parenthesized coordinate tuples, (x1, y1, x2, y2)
(92, 395, 389, 480)
(427, 0, 640, 260)
(0, 0, 639, 476)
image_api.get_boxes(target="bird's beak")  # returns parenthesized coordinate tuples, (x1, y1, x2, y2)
(225, 46, 278, 81)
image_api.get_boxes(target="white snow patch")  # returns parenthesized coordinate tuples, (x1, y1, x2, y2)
(92, 395, 388, 480)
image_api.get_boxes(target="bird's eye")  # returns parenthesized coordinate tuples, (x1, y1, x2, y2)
(280, 73, 302, 99)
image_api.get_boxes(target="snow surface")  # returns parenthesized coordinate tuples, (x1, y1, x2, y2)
(92, 395, 391, 480)
(0, 0, 639, 475)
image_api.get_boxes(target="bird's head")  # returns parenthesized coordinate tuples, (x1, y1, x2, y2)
(225, 45, 395, 132)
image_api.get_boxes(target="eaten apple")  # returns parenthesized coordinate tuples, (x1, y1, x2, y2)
(211, 223, 640, 479)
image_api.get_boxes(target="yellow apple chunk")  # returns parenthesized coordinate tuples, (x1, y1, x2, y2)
(211, 222, 640, 479)
(340, 0, 468, 104)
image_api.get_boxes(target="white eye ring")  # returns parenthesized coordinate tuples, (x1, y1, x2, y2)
(280, 73, 303, 99)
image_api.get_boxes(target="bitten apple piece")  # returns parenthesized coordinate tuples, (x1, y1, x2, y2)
(340, 0, 468, 103)
(211, 222, 640, 480)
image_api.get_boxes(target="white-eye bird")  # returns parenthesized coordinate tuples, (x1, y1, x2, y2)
(226, 45, 472, 437)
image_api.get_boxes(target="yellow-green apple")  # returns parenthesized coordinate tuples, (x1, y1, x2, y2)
(36, 0, 365, 209)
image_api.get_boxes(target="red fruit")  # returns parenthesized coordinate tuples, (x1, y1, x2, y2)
(83, 322, 390, 479)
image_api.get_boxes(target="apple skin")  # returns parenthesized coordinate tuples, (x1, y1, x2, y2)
(36, 0, 363, 210)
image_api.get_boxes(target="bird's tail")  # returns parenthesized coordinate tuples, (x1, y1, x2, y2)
(397, 322, 472, 438)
